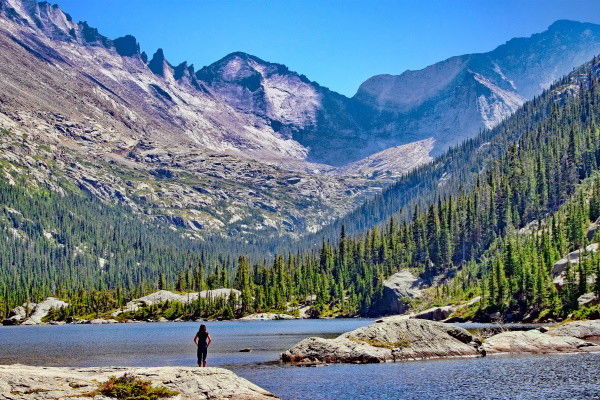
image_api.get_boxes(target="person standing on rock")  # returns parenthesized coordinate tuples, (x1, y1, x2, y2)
(193, 324, 212, 367)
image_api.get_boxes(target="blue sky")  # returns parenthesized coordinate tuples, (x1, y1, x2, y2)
(53, 0, 600, 97)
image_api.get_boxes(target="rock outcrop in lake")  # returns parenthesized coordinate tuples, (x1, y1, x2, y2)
(0, 365, 278, 400)
(281, 318, 483, 364)
(282, 319, 600, 365)
(548, 320, 600, 341)
(482, 329, 599, 355)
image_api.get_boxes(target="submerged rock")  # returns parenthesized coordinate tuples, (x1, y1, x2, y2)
(0, 364, 278, 400)
(281, 318, 482, 364)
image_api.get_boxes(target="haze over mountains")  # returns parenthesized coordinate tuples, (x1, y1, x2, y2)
(0, 0, 599, 241)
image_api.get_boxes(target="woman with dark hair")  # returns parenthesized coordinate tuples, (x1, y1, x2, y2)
(193, 324, 212, 367)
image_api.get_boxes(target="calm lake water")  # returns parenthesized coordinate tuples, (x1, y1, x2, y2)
(0, 319, 598, 400)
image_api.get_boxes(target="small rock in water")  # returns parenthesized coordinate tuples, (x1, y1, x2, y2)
(239, 348, 252, 352)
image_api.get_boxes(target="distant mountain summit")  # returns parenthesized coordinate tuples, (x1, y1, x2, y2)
(355, 19, 600, 155)
(197, 52, 321, 133)
(196, 52, 371, 165)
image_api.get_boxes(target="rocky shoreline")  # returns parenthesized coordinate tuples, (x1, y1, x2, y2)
(281, 318, 600, 365)
(0, 365, 278, 400)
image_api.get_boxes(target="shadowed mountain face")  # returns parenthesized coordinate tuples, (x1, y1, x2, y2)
(0, 0, 598, 241)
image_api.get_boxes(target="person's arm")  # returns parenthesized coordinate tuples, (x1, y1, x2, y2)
(193, 333, 198, 345)
(207, 335, 212, 347)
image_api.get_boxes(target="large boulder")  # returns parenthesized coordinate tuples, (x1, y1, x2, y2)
(281, 318, 482, 364)
(548, 320, 600, 342)
(482, 329, 600, 355)
(371, 270, 425, 315)
(0, 365, 278, 399)
(577, 292, 599, 307)
(201, 288, 241, 300)
(552, 243, 599, 287)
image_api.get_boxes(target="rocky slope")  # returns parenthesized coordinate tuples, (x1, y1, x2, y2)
(2, 297, 68, 325)
(0, 365, 278, 399)
(355, 20, 600, 156)
(370, 270, 426, 315)
(0, 0, 396, 241)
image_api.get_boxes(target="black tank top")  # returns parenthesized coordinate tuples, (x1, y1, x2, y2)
(197, 331, 209, 347)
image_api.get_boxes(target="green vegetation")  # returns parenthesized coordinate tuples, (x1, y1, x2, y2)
(94, 375, 178, 400)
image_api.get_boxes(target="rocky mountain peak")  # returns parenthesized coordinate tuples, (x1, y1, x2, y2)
(547, 19, 591, 32)
(197, 52, 266, 90)
(197, 51, 297, 87)
(353, 20, 600, 155)
(195, 51, 323, 132)
(113, 34, 140, 57)
(78, 21, 111, 47)
(0, 0, 76, 40)
(148, 48, 171, 77)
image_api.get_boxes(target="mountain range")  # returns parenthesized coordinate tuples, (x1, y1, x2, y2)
(0, 0, 599, 242)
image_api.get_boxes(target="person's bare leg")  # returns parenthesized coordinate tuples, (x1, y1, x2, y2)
(203, 361, 207, 367)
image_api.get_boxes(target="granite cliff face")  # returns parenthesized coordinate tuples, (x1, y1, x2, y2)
(0, 0, 598, 240)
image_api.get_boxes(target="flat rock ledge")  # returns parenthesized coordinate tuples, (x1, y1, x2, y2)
(475, 319, 600, 355)
(548, 320, 600, 342)
(0, 365, 278, 400)
(281, 318, 483, 364)
(482, 329, 599, 355)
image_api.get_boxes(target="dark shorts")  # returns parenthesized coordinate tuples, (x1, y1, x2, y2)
(197, 346, 208, 363)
